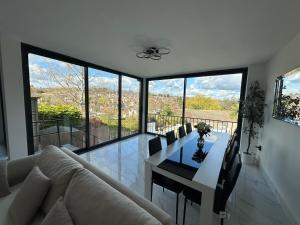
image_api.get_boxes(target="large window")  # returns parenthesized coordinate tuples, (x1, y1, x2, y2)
(28, 54, 86, 152)
(147, 78, 184, 134)
(23, 45, 142, 154)
(146, 72, 245, 136)
(88, 68, 119, 145)
(185, 74, 242, 134)
(121, 76, 141, 137)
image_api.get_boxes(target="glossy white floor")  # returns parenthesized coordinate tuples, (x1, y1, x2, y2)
(80, 134, 292, 225)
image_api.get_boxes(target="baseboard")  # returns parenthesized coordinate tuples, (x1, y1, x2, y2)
(260, 165, 299, 225)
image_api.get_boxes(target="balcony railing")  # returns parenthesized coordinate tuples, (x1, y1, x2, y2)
(147, 113, 237, 136)
(32, 119, 138, 152)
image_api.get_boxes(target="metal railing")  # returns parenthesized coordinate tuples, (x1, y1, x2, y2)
(147, 113, 237, 136)
(32, 118, 139, 152)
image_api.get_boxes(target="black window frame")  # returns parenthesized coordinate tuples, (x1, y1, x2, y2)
(0, 73, 7, 158)
(21, 43, 143, 155)
(145, 68, 248, 140)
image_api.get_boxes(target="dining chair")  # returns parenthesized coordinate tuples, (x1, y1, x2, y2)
(148, 136, 183, 224)
(186, 122, 192, 134)
(218, 140, 239, 184)
(178, 126, 186, 138)
(166, 130, 177, 145)
(182, 153, 242, 225)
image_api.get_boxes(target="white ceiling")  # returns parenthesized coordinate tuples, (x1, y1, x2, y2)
(0, 0, 300, 78)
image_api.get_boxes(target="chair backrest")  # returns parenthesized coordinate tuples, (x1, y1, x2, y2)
(178, 126, 186, 138)
(166, 130, 177, 145)
(186, 123, 192, 134)
(148, 136, 162, 156)
(226, 132, 237, 153)
(214, 153, 242, 213)
(225, 141, 239, 171)
(223, 154, 242, 204)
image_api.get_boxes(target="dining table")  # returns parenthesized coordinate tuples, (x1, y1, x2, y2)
(144, 131, 230, 225)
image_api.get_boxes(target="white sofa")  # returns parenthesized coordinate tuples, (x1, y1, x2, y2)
(0, 146, 172, 225)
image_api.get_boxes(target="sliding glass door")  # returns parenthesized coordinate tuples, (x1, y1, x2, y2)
(121, 76, 141, 137)
(185, 74, 242, 134)
(146, 72, 245, 136)
(23, 44, 142, 154)
(28, 54, 86, 152)
(88, 68, 119, 146)
(147, 78, 184, 134)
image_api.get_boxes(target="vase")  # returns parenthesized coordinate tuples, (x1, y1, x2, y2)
(192, 133, 207, 162)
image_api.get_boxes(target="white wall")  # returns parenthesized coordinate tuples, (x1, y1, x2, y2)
(0, 34, 28, 160)
(260, 32, 300, 224)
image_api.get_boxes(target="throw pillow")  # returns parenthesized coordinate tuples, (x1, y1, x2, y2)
(37, 145, 83, 213)
(0, 159, 10, 197)
(9, 166, 51, 225)
(41, 197, 74, 225)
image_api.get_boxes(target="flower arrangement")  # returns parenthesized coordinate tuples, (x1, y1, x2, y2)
(194, 122, 211, 138)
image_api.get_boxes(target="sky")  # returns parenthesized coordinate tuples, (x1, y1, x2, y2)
(149, 73, 243, 100)
(283, 68, 300, 95)
(29, 54, 140, 92)
(29, 53, 243, 100)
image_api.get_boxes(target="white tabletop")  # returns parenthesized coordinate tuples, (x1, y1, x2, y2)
(145, 131, 230, 190)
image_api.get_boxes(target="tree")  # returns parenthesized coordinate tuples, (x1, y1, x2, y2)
(241, 81, 265, 154)
(47, 64, 85, 112)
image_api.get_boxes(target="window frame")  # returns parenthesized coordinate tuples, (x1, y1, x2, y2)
(145, 68, 248, 140)
(21, 43, 143, 155)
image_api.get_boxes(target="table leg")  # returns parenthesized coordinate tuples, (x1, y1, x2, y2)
(144, 162, 152, 200)
(199, 188, 215, 225)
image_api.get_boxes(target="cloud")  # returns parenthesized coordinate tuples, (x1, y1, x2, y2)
(29, 63, 47, 76)
(89, 75, 118, 90)
(149, 79, 184, 96)
(122, 76, 140, 92)
(190, 73, 242, 91)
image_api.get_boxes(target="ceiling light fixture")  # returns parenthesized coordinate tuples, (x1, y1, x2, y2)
(136, 47, 170, 60)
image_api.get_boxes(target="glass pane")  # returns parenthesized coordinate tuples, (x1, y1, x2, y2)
(185, 74, 242, 135)
(29, 53, 86, 152)
(88, 68, 119, 145)
(147, 78, 184, 135)
(121, 76, 140, 137)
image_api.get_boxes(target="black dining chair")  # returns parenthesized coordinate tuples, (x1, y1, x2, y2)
(213, 153, 242, 225)
(166, 130, 177, 145)
(186, 122, 193, 134)
(178, 126, 186, 138)
(182, 153, 242, 225)
(218, 140, 240, 184)
(148, 136, 183, 224)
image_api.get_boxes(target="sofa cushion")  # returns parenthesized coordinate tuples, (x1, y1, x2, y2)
(41, 197, 74, 225)
(0, 183, 21, 225)
(0, 159, 10, 197)
(37, 145, 83, 213)
(31, 211, 45, 225)
(64, 169, 162, 225)
(9, 166, 50, 225)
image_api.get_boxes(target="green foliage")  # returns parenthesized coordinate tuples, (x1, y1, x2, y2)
(91, 115, 139, 131)
(160, 105, 175, 116)
(241, 81, 265, 153)
(38, 104, 82, 127)
(186, 95, 222, 110)
(195, 122, 211, 137)
(229, 102, 239, 120)
(277, 95, 300, 121)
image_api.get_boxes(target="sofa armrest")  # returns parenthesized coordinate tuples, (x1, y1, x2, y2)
(61, 147, 173, 225)
(7, 154, 40, 186)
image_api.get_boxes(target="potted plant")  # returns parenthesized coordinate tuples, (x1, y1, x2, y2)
(193, 122, 211, 161)
(241, 81, 265, 155)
